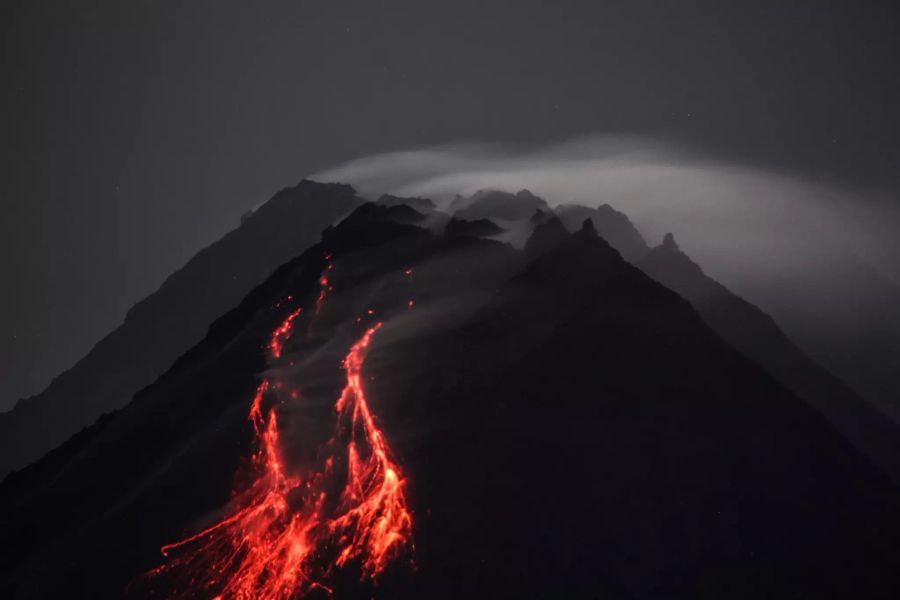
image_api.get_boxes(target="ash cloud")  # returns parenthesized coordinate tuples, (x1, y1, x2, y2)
(316, 136, 900, 415)
(314, 134, 900, 300)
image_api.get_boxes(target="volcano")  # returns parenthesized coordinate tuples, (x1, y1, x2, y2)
(0, 182, 362, 479)
(2, 182, 900, 599)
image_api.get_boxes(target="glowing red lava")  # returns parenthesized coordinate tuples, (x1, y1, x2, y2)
(149, 283, 411, 598)
(329, 323, 412, 577)
(315, 275, 331, 311)
(316, 255, 335, 312)
(268, 307, 302, 359)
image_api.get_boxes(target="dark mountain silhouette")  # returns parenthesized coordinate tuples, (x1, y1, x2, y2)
(443, 217, 505, 238)
(742, 250, 900, 421)
(376, 193, 436, 212)
(2, 192, 899, 599)
(523, 209, 569, 257)
(555, 202, 649, 261)
(453, 189, 549, 221)
(340, 199, 426, 225)
(0, 181, 362, 479)
(554, 202, 900, 423)
(379, 220, 900, 598)
(639, 233, 900, 484)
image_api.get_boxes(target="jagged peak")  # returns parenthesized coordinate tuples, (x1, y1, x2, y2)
(454, 188, 549, 222)
(444, 217, 504, 238)
(524, 213, 569, 256)
(336, 201, 426, 228)
(294, 178, 357, 194)
(579, 217, 598, 238)
(530, 208, 550, 224)
(376, 193, 436, 211)
(661, 232, 679, 251)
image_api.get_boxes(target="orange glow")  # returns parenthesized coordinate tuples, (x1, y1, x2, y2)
(329, 323, 412, 576)
(315, 262, 334, 312)
(269, 307, 302, 359)
(148, 271, 412, 598)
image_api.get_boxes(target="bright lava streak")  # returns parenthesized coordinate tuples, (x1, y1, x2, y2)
(148, 288, 411, 598)
(268, 307, 302, 359)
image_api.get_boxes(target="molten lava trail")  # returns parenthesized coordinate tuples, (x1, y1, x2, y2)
(148, 292, 412, 598)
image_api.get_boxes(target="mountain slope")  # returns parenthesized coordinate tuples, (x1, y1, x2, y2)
(0, 180, 362, 478)
(740, 250, 900, 420)
(639, 233, 900, 484)
(555, 202, 649, 261)
(452, 189, 549, 221)
(2, 204, 899, 599)
(381, 221, 900, 598)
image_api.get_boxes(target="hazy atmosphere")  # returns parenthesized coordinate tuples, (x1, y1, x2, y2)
(5, 3, 900, 598)
(317, 136, 900, 282)
(3, 0, 898, 408)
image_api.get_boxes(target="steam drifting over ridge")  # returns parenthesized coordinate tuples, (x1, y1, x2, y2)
(315, 136, 896, 283)
(318, 135, 899, 296)
(316, 135, 900, 417)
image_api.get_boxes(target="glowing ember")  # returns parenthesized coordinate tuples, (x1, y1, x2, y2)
(269, 307, 302, 359)
(275, 295, 295, 308)
(315, 261, 334, 311)
(316, 275, 330, 309)
(148, 281, 412, 599)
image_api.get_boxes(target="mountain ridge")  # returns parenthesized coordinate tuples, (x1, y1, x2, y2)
(3, 197, 899, 598)
(0, 180, 362, 478)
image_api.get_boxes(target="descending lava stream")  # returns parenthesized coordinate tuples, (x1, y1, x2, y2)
(149, 292, 412, 598)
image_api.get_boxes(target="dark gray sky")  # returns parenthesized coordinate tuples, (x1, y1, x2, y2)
(2, 0, 898, 410)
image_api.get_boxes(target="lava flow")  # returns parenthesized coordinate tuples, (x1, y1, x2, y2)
(147, 290, 412, 598)
(269, 306, 302, 359)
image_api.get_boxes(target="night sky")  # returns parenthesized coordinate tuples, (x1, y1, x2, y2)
(2, 0, 898, 410)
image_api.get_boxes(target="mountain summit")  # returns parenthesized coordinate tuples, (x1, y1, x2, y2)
(0, 181, 362, 478)
(3, 185, 900, 599)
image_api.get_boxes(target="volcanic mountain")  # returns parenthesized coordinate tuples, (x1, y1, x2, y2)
(744, 248, 900, 421)
(640, 232, 900, 484)
(0, 181, 362, 478)
(554, 202, 649, 261)
(2, 182, 900, 599)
